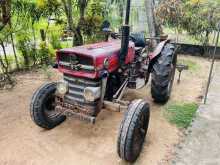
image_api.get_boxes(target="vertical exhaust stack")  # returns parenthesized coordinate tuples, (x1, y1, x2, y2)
(119, 0, 131, 66)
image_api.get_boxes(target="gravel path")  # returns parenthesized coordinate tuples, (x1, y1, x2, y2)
(172, 62, 220, 165)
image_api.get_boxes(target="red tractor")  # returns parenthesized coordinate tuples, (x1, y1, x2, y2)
(30, 0, 177, 162)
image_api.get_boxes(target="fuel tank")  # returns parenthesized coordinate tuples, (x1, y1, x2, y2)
(57, 40, 135, 79)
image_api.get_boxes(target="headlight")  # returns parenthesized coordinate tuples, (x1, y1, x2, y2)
(57, 81, 69, 95)
(84, 87, 101, 102)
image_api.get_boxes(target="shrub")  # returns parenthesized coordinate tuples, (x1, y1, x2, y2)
(38, 41, 50, 65)
(50, 32, 62, 49)
(16, 33, 32, 68)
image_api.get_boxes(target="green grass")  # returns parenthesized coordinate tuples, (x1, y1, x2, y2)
(178, 58, 201, 72)
(164, 102, 198, 128)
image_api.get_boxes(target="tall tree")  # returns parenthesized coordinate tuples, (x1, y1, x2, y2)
(75, 0, 89, 45)
(145, 0, 158, 47)
(61, 0, 85, 46)
(61, 0, 74, 32)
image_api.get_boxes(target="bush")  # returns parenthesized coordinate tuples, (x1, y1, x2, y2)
(50, 32, 62, 49)
(16, 33, 33, 68)
(38, 41, 50, 65)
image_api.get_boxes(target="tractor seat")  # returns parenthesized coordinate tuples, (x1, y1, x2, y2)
(130, 32, 146, 47)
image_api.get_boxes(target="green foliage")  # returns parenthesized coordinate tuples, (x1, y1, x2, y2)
(164, 102, 198, 128)
(38, 41, 50, 65)
(79, 1, 105, 42)
(47, 23, 63, 49)
(16, 32, 32, 68)
(50, 32, 62, 49)
(41, 65, 54, 80)
(156, 0, 220, 44)
(2, 0, 132, 74)
(2, 55, 15, 71)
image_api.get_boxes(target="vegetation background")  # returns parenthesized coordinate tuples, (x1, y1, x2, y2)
(0, 0, 220, 88)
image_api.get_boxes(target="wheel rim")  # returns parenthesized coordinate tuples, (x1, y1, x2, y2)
(132, 113, 147, 156)
(43, 94, 60, 119)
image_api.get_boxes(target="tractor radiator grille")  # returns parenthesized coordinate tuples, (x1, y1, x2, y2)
(58, 53, 95, 73)
(63, 74, 101, 116)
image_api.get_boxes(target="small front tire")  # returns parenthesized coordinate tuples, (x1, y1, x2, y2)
(117, 99, 150, 162)
(30, 82, 66, 129)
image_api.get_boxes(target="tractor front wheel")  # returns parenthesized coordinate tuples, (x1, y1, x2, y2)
(30, 82, 66, 129)
(117, 99, 150, 162)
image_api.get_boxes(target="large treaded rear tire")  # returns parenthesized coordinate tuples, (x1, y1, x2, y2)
(151, 43, 176, 103)
(30, 82, 66, 129)
(117, 99, 150, 162)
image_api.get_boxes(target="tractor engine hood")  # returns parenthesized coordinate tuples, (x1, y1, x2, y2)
(56, 40, 135, 79)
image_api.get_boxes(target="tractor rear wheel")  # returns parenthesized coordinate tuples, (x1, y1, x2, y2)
(151, 43, 177, 103)
(30, 82, 66, 129)
(117, 99, 150, 162)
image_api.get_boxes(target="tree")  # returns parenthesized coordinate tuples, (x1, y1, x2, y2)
(61, 0, 85, 46)
(0, 0, 15, 88)
(0, 28, 15, 87)
(75, 0, 89, 45)
(156, 0, 220, 45)
(145, 0, 159, 47)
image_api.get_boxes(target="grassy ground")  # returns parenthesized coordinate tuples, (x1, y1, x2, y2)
(178, 58, 201, 72)
(162, 55, 209, 129)
(164, 102, 198, 129)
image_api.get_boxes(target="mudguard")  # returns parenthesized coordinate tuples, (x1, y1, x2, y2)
(148, 39, 171, 60)
(148, 39, 173, 72)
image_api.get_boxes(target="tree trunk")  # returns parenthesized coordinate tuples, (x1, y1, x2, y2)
(0, 55, 12, 86)
(10, 32, 19, 70)
(145, 0, 157, 48)
(0, 52, 7, 72)
(74, 0, 87, 46)
(74, 26, 83, 46)
(67, 0, 74, 31)
(0, 0, 11, 31)
(62, 0, 83, 46)
(119, 2, 124, 24)
(0, 41, 9, 67)
(0, 43, 12, 85)
(22, 51, 30, 68)
(61, 1, 74, 30)
(31, 23, 37, 64)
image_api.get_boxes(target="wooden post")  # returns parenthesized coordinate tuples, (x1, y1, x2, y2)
(204, 23, 220, 104)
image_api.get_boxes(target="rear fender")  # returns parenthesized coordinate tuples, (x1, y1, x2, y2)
(148, 39, 170, 72)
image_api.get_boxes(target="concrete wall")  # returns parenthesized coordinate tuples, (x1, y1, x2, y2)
(178, 43, 220, 59)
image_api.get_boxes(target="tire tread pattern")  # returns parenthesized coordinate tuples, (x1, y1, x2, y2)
(117, 99, 150, 162)
(151, 43, 175, 103)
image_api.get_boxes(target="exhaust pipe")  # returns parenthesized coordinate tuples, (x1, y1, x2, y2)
(119, 0, 131, 66)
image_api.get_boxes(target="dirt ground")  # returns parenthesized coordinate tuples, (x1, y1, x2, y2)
(0, 55, 210, 165)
